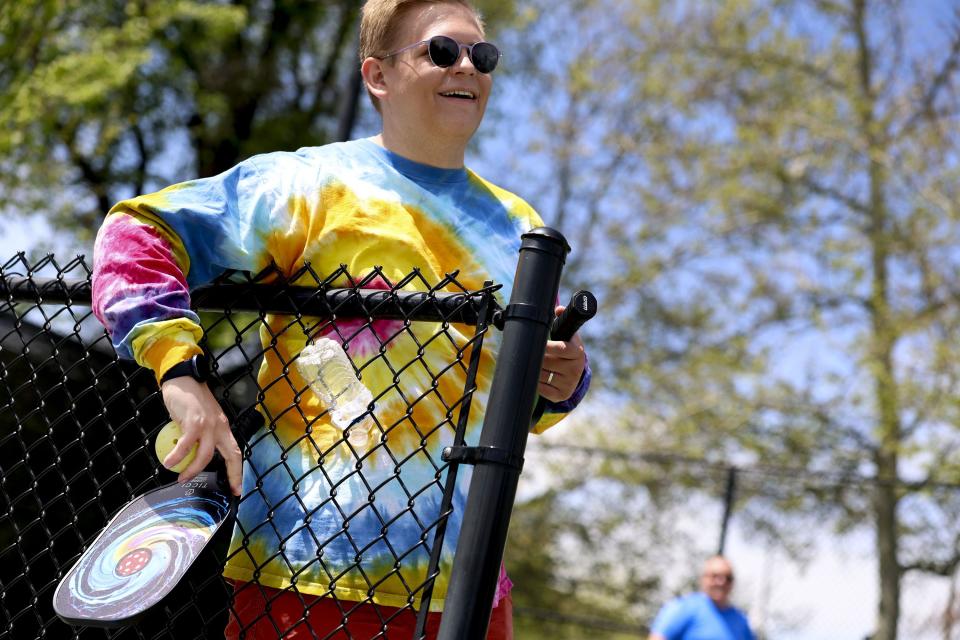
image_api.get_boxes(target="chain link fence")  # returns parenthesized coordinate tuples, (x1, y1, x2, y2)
(0, 249, 545, 640)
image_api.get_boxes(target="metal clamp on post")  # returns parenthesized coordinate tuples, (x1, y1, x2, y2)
(441, 446, 524, 471)
(492, 303, 554, 330)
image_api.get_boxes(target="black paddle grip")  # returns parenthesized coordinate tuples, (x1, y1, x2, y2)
(234, 408, 266, 441)
(206, 408, 265, 483)
(549, 290, 597, 341)
(530, 290, 597, 427)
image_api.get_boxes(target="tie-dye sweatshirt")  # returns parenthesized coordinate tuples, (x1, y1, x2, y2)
(91, 138, 590, 611)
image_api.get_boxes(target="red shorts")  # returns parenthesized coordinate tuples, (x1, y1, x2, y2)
(224, 582, 513, 640)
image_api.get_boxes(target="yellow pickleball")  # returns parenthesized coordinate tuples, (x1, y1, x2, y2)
(155, 420, 198, 473)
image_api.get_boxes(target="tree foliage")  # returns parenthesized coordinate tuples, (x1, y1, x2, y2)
(1, 0, 361, 243)
(487, 1, 960, 638)
(0, 0, 519, 247)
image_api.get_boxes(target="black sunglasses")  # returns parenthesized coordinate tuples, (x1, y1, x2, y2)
(381, 35, 501, 74)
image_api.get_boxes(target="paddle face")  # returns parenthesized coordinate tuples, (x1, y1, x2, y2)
(53, 472, 233, 627)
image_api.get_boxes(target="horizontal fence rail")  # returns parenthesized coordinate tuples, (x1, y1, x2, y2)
(1, 276, 494, 326)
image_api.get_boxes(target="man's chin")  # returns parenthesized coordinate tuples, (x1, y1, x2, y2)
(710, 595, 730, 606)
(433, 119, 481, 142)
(435, 104, 484, 126)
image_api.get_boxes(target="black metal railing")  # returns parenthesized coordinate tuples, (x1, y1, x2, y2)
(0, 227, 572, 640)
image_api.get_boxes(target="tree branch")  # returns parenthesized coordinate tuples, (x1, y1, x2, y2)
(898, 8, 960, 139)
(902, 541, 960, 577)
(312, 2, 360, 122)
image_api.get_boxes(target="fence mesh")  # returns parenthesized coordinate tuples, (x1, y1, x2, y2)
(0, 253, 502, 640)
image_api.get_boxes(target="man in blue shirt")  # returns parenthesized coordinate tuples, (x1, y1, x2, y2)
(649, 556, 756, 640)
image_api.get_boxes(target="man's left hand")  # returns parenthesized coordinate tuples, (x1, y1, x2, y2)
(537, 305, 587, 403)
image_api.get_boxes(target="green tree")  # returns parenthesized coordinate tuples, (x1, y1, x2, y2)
(505, 438, 711, 638)
(487, 1, 960, 638)
(1, 0, 365, 243)
(0, 0, 518, 247)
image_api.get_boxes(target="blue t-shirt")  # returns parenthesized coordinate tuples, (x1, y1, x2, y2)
(651, 592, 755, 640)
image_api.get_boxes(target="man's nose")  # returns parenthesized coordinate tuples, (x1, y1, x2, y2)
(452, 46, 476, 73)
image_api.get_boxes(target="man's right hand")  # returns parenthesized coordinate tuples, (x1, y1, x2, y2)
(160, 378, 243, 496)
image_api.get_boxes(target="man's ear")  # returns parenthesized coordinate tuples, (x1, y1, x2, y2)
(361, 57, 389, 102)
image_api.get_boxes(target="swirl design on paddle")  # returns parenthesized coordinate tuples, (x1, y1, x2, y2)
(53, 475, 231, 625)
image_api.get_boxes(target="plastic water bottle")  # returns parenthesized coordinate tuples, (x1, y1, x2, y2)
(296, 337, 374, 446)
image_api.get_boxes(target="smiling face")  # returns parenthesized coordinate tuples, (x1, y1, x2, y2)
(363, 2, 493, 165)
(700, 556, 735, 608)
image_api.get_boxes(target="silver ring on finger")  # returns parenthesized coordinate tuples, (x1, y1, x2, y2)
(547, 371, 555, 385)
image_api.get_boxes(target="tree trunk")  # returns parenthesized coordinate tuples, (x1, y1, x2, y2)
(851, 1, 902, 636)
(943, 570, 957, 640)
(873, 457, 900, 640)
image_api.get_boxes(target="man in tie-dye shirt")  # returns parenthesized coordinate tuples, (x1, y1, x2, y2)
(92, 1, 590, 637)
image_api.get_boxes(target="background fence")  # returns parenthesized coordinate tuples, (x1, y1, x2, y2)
(0, 251, 522, 640)
(504, 433, 960, 640)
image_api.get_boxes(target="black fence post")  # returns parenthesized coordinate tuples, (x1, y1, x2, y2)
(437, 227, 570, 640)
(717, 466, 738, 556)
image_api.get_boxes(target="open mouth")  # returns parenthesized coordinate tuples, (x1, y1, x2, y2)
(438, 90, 477, 100)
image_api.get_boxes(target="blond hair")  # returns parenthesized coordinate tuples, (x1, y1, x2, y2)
(359, 0, 484, 112)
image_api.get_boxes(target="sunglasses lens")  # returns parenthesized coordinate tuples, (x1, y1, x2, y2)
(471, 42, 500, 73)
(429, 36, 461, 67)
